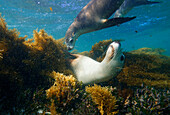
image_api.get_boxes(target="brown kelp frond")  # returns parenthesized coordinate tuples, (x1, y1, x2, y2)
(71, 49, 89, 56)
(46, 71, 77, 100)
(56, 37, 65, 44)
(0, 49, 4, 59)
(89, 39, 113, 61)
(50, 100, 58, 115)
(0, 14, 7, 31)
(86, 84, 118, 115)
(79, 51, 89, 56)
(46, 71, 83, 114)
(0, 15, 26, 42)
(0, 15, 26, 52)
(23, 29, 73, 75)
(24, 30, 66, 51)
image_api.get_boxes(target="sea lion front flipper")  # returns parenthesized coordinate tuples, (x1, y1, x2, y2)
(139, 0, 160, 5)
(98, 17, 136, 30)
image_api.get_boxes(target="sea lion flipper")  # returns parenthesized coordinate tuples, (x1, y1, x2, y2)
(99, 16, 136, 29)
(140, 1, 160, 5)
(103, 16, 136, 28)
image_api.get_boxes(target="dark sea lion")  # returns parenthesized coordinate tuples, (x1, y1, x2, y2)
(114, 0, 160, 18)
(65, 0, 136, 50)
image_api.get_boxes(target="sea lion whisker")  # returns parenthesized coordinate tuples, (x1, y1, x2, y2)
(115, 66, 124, 70)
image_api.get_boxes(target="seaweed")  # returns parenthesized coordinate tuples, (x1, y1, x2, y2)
(118, 85, 169, 114)
(46, 71, 84, 114)
(0, 15, 73, 114)
(86, 84, 118, 115)
(23, 29, 73, 75)
(117, 52, 170, 88)
(130, 47, 166, 55)
(0, 49, 3, 59)
(88, 39, 113, 62)
(0, 13, 169, 114)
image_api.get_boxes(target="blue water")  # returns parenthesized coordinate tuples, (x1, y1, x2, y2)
(0, 0, 170, 55)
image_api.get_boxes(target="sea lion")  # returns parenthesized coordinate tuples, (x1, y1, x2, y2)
(114, 0, 160, 18)
(65, 0, 136, 50)
(70, 41, 125, 84)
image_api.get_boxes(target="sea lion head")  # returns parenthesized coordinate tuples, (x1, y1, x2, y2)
(65, 23, 80, 51)
(104, 41, 125, 67)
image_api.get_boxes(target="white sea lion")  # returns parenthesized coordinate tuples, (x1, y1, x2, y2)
(114, 0, 160, 18)
(65, 0, 136, 50)
(70, 41, 125, 84)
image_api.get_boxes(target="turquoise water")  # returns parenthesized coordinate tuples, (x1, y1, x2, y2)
(0, 0, 170, 55)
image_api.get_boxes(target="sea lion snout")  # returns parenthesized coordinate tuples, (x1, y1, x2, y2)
(65, 37, 75, 50)
(111, 41, 121, 50)
(66, 44, 74, 51)
(108, 41, 121, 55)
(114, 40, 121, 46)
(67, 46, 72, 51)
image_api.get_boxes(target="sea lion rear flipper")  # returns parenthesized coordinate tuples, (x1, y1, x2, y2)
(99, 17, 136, 30)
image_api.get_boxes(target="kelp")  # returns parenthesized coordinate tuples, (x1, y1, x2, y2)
(86, 84, 118, 115)
(46, 71, 84, 114)
(23, 30, 73, 75)
(130, 47, 166, 55)
(0, 49, 3, 59)
(0, 15, 73, 114)
(88, 39, 113, 62)
(117, 52, 170, 88)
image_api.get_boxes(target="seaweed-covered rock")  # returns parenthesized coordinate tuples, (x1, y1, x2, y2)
(0, 15, 73, 114)
(117, 52, 170, 88)
(130, 47, 165, 55)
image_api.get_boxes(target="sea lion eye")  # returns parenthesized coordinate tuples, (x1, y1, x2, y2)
(69, 39, 73, 43)
(120, 55, 125, 61)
